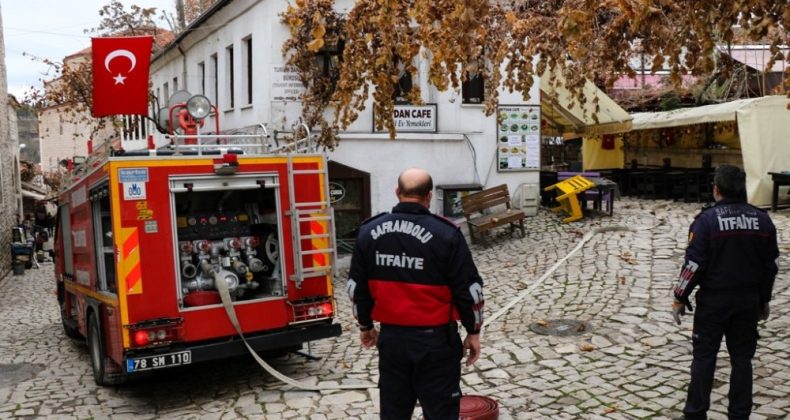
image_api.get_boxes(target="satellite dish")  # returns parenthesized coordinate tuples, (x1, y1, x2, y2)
(168, 90, 192, 108)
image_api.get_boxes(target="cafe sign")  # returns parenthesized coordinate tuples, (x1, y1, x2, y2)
(328, 182, 346, 204)
(374, 104, 438, 133)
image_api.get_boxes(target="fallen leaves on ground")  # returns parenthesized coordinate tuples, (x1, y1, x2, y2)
(619, 251, 638, 264)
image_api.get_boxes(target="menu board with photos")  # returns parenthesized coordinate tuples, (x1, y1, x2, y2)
(496, 105, 541, 171)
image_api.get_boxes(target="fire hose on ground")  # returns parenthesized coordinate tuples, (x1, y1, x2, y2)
(214, 221, 662, 391)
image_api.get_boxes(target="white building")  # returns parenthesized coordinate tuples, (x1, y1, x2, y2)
(147, 0, 630, 237)
(38, 49, 96, 173)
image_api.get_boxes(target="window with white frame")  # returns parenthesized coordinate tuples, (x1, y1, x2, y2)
(242, 36, 253, 106)
(226, 44, 235, 109)
(198, 61, 205, 95)
(462, 72, 484, 104)
(462, 56, 485, 104)
(393, 56, 413, 104)
(314, 39, 344, 92)
(210, 54, 218, 105)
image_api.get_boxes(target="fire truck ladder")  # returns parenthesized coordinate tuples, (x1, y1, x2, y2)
(285, 127, 336, 290)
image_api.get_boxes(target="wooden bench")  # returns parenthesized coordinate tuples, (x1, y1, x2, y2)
(461, 184, 525, 244)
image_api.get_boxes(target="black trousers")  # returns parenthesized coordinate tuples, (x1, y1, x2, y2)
(683, 290, 760, 420)
(378, 324, 463, 420)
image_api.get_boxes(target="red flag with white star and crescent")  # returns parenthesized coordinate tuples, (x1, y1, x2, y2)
(91, 36, 153, 117)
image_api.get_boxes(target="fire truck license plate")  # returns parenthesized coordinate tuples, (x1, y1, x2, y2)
(126, 350, 191, 372)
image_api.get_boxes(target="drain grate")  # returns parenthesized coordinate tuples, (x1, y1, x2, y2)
(0, 363, 45, 389)
(529, 319, 591, 336)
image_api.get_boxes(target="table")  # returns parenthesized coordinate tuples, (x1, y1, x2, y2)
(582, 178, 618, 216)
(768, 172, 790, 211)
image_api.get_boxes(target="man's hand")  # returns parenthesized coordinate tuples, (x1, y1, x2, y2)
(463, 334, 481, 366)
(360, 328, 378, 349)
(672, 300, 693, 325)
(758, 302, 770, 321)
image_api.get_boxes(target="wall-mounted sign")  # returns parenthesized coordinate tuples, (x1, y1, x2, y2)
(374, 104, 438, 134)
(328, 182, 346, 204)
(496, 105, 541, 172)
(271, 65, 306, 101)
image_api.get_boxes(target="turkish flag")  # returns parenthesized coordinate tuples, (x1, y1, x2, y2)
(91, 36, 153, 117)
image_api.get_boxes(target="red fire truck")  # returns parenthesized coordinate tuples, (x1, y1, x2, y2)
(54, 95, 341, 385)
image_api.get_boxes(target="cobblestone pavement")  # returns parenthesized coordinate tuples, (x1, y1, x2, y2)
(0, 198, 788, 419)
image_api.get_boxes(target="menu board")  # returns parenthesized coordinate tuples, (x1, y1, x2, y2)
(496, 105, 541, 171)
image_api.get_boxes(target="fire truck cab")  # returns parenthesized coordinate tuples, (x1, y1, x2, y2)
(55, 104, 341, 385)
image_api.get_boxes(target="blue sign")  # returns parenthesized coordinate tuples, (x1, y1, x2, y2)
(119, 168, 149, 183)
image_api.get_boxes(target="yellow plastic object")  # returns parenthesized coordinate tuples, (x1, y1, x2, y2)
(544, 175, 596, 223)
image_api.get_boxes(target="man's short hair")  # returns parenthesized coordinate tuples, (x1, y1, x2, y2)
(714, 165, 746, 199)
(398, 172, 433, 198)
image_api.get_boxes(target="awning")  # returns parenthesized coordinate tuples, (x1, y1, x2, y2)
(626, 96, 790, 206)
(540, 70, 633, 139)
(631, 97, 768, 130)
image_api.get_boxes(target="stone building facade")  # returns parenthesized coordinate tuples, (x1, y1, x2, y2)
(1, 7, 23, 273)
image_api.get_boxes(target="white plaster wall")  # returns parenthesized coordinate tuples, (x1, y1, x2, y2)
(149, 0, 543, 214)
(38, 107, 90, 172)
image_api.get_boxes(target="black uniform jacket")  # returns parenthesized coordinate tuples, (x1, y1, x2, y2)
(348, 202, 484, 334)
(674, 198, 779, 305)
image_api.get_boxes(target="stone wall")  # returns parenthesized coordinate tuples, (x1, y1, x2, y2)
(0, 7, 20, 273)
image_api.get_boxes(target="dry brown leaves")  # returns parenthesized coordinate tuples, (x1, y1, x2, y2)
(280, 0, 790, 144)
(619, 251, 637, 265)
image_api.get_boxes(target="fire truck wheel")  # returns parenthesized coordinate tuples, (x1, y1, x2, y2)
(88, 314, 125, 386)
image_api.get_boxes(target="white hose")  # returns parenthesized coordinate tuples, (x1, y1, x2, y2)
(482, 224, 655, 330)
(213, 269, 376, 390)
(214, 217, 662, 390)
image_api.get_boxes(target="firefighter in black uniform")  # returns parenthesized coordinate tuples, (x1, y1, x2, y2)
(672, 165, 778, 420)
(348, 168, 484, 419)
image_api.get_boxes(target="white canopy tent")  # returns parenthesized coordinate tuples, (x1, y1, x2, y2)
(631, 96, 790, 206)
(541, 70, 633, 138)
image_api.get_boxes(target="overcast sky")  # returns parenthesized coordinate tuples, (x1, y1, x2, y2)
(2, 0, 174, 99)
